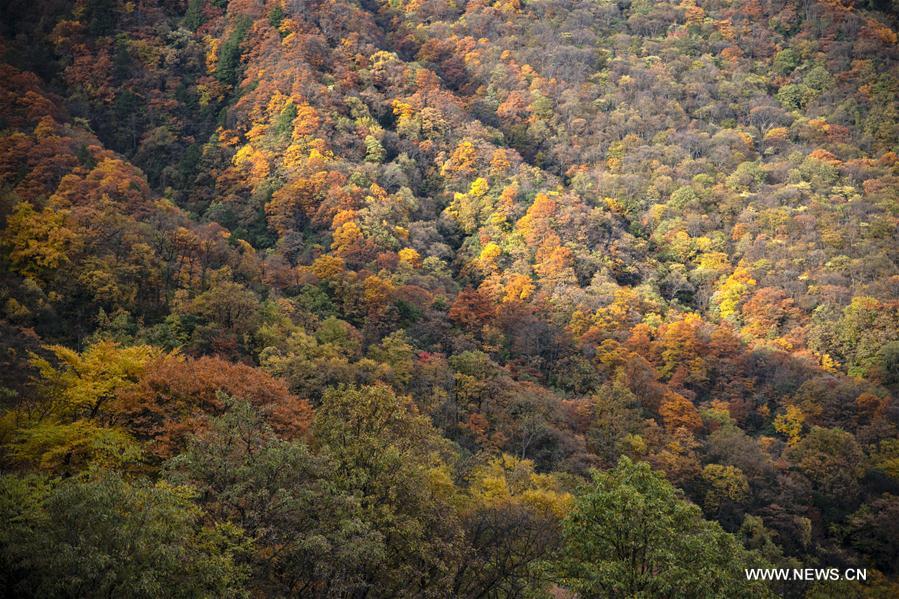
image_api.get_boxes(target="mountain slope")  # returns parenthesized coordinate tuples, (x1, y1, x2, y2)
(1, 0, 898, 596)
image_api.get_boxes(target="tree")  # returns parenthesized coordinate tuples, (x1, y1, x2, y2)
(785, 427, 865, 515)
(701, 463, 749, 516)
(548, 457, 774, 598)
(0, 471, 247, 598)
(216, 18, 250, 86)
(449, 288, 495, 330)
(2, 202, 78, 280)
(659, 390, 703, 433)
(364, 135, 386, 163)
(165, 398, 379, 597)
(453, 454, 570, 597)
(4, 342, 161, 473)
(367, 329, 415, 390)
(810, 297, 899, 380)
(115, 354, 312, 460)
(313, 384, 462, 595)
(586, 377, 644, 466)
(29, 341, 162, 422)
(175, 280, 262, 357)
(712, 268, 756, 322)
(773, 405, 804, 446)
(844, 494, 899, 575)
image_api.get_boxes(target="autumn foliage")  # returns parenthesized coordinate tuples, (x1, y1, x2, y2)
(1, 0, 898, 595)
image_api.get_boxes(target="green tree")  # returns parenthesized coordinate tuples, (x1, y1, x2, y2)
(165, 398, 381, 596)
(313, 384, 463, 596)
(772, 48, 799, 74)
(367, 329, 415, 389)
(701, 463, 749, 516)
(0, 471, 247, 598)
(844, 494, 899, 575)
(183, 0, 205, 31)
(785, 426, 865, 515)
(364, 135, 386, 163)
(216, 18, 250, 86)
(548, 457, 774, 598)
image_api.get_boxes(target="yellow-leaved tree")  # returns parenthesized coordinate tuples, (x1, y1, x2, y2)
(3, 341, 163, 473)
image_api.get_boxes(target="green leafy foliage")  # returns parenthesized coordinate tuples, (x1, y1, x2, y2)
(549, 457, 774, 598)
(0, 471, 247, 598)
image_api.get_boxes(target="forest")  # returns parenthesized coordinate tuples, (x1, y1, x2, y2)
(0, 0, 897, 597)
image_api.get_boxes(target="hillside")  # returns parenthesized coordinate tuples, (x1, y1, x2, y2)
(1, 0, 898, 596)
